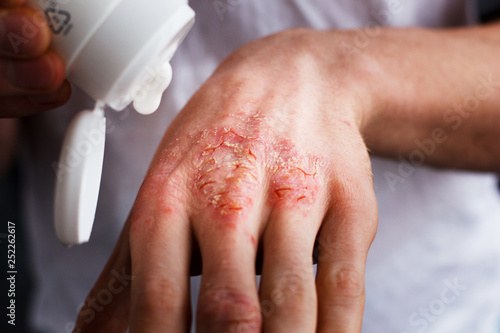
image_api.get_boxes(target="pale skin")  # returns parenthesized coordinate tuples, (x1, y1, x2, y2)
(1, 1, 500, 332)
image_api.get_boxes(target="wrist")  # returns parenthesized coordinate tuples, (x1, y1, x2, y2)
(323, 27, 434, 149)
(213, 28, 379, 134)
(311, 29, 381, 133)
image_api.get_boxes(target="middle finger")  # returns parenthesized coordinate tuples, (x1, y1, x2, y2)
(194, 214, 262, 333)
(191, 129, 266, 332)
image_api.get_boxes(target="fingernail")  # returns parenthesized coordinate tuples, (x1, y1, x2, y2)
(7, 56, 56, 90)
(29, 82, 71, 105)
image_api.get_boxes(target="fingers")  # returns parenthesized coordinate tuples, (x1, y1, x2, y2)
(74, 219, 132, 333)
(0, 1, 26, 9)
(190, 128, 267, 332)
(0, 51, 69, 117)
(194, 211, 263, 332)
(0, 6, 50, 58)
(259, 208, 321, 333)
(0, 79, 71, 117)
(128, 173, 193, 333)
(0, 6, 69, 117)
(0, 51, 66, 94)
(315, 174, 378, 333)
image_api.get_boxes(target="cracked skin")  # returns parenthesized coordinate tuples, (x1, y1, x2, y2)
(192, 126, 321, 217)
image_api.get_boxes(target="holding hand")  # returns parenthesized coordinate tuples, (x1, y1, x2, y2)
(0, 0, 70, 117)
(75, 29, 378, 333)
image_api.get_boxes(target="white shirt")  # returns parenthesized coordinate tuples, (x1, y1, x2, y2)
(20, 0, 500, 332)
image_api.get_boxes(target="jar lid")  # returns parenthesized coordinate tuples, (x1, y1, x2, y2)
(54, 107, 106, 246)
(53, 0, 195, 245)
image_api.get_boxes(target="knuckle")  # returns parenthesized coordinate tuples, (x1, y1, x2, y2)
(158, 172, 190, 204)
(269, 143, 323, 208)
(325, 266, 365, 300)
(136, 170, 187, 210)
(192, 128, 264, 216)
(333, 172, 374, 211)
(181, 123, 332, 219)
(335, 174, 365, 205)
(189, 126, 327, 216)
(267, 271, 314, 313)
(129, 170, 187, 235)
(198, 286, 262, 331)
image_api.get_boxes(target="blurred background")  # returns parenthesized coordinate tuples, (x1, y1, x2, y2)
(479, 0, 500, 21)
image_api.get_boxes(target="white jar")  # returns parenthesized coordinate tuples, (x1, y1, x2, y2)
(27, 0, 195, 245)
(28, 0, 195, 114)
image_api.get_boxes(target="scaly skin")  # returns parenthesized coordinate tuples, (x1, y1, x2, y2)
(193, 125, 321, 217)
(74, 22, 500, 333)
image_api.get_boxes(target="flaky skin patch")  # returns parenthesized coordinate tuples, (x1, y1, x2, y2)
(192, 125, 321, 217)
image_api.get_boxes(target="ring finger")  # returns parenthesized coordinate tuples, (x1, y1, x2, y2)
(259, 205, 324, 333)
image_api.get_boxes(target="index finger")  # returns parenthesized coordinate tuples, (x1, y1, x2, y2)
(128, 172, 193, 333)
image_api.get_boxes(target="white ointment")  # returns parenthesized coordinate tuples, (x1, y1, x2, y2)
(133, 62, 173, 115)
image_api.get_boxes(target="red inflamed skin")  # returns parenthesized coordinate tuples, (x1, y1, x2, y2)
(82, 70, 374, 332)
(74, 29, 378, 333)
(76, 23, 500, 333)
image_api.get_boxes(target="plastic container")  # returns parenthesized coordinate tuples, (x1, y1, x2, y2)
(27, 0, 195, 245)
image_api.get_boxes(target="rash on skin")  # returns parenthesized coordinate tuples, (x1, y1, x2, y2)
(194, 128, 263, 216)
(192, 125, 321, 217)
(268, 145, 320, 206)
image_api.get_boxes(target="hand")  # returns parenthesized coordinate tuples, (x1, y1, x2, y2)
(0, 0, 70, 117)
(75, 29, 378, 333)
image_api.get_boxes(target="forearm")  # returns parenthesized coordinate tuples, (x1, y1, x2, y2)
(356, 23, 500, 172)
